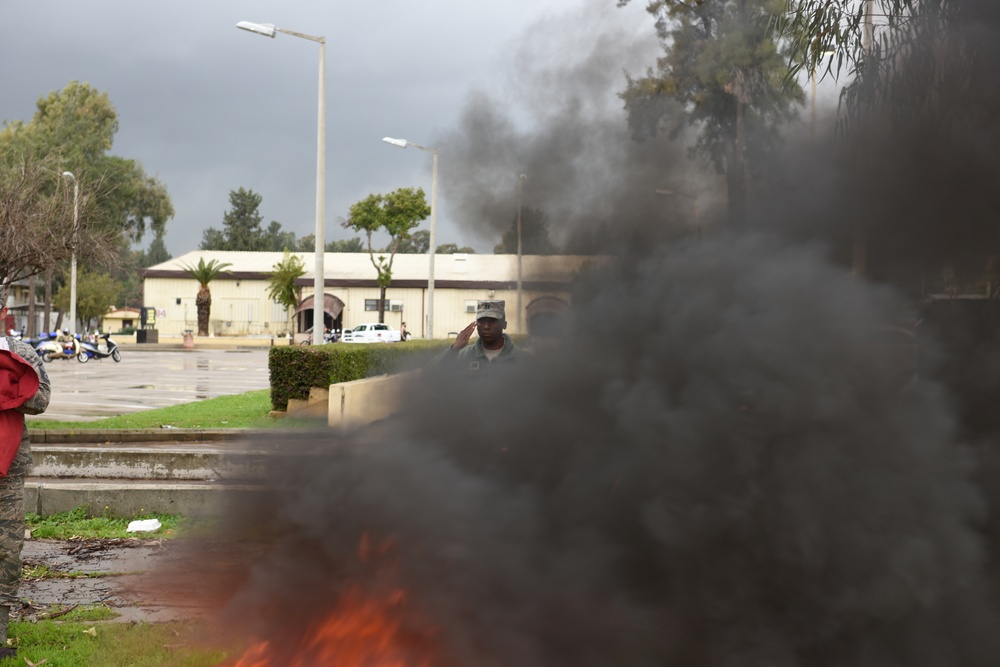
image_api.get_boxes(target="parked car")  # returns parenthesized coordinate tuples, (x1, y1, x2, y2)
(340, 323, 402, 343)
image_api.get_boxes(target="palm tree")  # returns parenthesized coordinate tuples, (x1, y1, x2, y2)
(179, 258, 232, 336)
(266, 250, 306, 336)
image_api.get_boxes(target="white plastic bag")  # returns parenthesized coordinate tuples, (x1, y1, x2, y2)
(126, 518, 162, 533)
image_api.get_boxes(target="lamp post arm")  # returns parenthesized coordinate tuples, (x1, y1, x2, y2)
(276, 27, 324, 44)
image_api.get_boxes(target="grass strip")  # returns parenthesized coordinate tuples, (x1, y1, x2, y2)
(25, 389, 283, 430)
(25, 506, 211, 539)
(4, 620, 233, 667)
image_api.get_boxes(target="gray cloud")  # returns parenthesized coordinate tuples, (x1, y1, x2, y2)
(0, 0, 653, 255)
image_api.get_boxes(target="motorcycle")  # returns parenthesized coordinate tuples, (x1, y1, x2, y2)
(299, 327, 339, 345)
(36, 336, 81, 363)
(76, 333, 122, 363)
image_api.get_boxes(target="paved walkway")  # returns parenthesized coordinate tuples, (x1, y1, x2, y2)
(33, 348, 272, 422)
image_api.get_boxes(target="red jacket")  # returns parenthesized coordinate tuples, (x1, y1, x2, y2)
(0, 349, 40, 476)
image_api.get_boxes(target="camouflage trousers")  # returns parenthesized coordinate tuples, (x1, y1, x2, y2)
(0, 469, 24, 643)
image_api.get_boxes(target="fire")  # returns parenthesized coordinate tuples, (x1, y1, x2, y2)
(223, 534, 438, 667)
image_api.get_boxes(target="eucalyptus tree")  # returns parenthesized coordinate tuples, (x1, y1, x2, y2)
(0, 81, 173, 293)
(619, 0, 804, 227)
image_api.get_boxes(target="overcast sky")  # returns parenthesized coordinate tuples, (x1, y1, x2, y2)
(0, 1, 663, 256)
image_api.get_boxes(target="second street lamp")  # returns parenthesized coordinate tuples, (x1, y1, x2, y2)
(61, 171, 79, 335)
(382, 136, 438, 339)
(237, 20, 327, 343)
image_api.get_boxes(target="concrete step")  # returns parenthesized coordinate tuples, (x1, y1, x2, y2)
(29, 443, 272, 481)
(26, 477, 264, 518)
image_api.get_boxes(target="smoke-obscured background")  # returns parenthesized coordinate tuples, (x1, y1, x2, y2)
(194, 1, 1000, 664)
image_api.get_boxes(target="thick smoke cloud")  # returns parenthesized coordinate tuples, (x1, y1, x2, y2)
(191, 0, 1000, 663)
(434, 0, 719, 253)
(208, 236, 997, 666)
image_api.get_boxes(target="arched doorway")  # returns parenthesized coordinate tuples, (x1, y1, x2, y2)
(295, 293, 345, 335)
(525, 296, 570, 337)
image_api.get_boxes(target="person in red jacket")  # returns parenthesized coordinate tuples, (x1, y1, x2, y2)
(0, 285, 49, 659)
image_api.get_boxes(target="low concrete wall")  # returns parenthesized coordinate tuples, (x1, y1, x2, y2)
(327, 371, 417, 431)
(25, 480, 264, 518)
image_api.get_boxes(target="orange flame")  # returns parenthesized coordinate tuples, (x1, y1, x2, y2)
(225, 587, 435, 667)
(223, 534, 436, 667)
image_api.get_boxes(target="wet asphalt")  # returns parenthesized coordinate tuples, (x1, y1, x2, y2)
(32, 348, 272, 422)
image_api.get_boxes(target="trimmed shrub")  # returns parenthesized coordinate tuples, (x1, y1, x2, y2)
(268, 340, 449, 411)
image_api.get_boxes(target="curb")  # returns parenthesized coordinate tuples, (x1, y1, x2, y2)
(30, 429, 256, 444)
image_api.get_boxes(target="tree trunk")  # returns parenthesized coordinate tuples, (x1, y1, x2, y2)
(43, 272, 51, 333)
(196, 287, 211, 336)
(27, 274, 36, 338)
(378, 287, 387, 324)
(726, 129, 747, 227)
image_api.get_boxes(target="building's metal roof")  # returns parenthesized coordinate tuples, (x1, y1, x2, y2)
(149, 251, 597, 283)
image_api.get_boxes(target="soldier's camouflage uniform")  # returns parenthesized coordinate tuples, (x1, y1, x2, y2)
(0, 337, 50, 644)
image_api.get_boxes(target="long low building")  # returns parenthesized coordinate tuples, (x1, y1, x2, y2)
(142, 251, 593, 339)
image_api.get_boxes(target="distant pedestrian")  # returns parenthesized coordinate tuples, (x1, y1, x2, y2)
(0, 284, 50, 660)
(400, 321, 410, 341)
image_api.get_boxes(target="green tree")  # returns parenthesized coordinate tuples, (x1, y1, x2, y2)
(143, 233, 172, 267)
(0, 82, 174, 283)
(343, 187, 430, 323)
(179, 258, 233, 336)
(436, 243, 477, 254)
(619, 0, 804, 227)
(328, 237, 365, 253)
(295, 235, 365, 252)
(266, 250, 306, 336)
(394, 230, 430, 254)
(494, 207, 556, 255)
(264, 221, 298, 252)
(200, 187, 296, 251)
(53, 267, 121, 332)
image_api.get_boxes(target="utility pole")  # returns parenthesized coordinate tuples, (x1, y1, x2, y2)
(852, 0, 875, 279)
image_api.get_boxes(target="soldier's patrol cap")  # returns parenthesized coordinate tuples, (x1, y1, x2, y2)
(476, 300, 505, 320)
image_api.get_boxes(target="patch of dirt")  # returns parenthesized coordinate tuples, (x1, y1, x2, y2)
(16, 538, 224, 623)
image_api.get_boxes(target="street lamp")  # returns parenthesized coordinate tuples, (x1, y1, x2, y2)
(61, 171, 79, 334)
(655, 188, 700, 238)
(238, 20, 326, 344)
(382, 136, 438, 339)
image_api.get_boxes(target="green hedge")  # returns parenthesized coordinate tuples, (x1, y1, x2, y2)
(267, 340, 449, 411)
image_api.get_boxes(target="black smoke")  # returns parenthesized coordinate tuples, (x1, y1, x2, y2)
(200, 0, 1000, 663)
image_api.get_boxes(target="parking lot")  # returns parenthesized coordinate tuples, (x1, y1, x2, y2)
(33, 348, 272, 422)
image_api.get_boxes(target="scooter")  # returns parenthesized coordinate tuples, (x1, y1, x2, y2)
(36, 336, 80, 363)
(76, 333, 122, 363)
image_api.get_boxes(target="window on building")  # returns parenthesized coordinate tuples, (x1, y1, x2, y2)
(365, 299, 403, 312)
(465, 300, 477, 314)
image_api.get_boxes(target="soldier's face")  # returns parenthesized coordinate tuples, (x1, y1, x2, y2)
(476, 317, 505, 344)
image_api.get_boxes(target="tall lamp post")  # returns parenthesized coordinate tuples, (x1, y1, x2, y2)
(516, 173, 526, 334)
(61, 171, 79, 334)
(237, 20, 326, 344)
(382, 137, 437, 339)
(655, 188, 700, 238)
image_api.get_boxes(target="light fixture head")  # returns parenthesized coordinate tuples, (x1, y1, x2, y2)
(62, 171, 74, 179)
(382, 136, 408, 149)
(237, 21, 277, 38)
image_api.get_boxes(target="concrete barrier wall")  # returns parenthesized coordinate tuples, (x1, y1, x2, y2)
(327, 371, 418, 431)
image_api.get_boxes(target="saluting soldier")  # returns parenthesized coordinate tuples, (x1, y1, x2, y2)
(438, 300, 528, 374)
